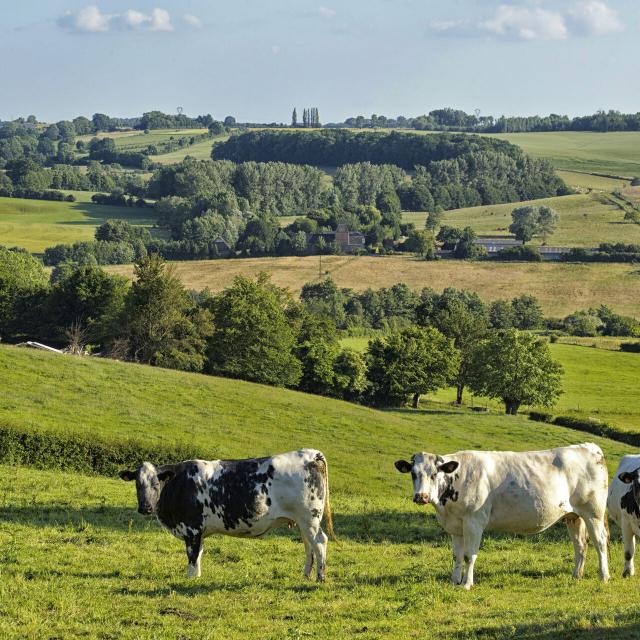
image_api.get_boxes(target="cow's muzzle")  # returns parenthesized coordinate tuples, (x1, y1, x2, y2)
(138, 506, 153, 515)
(413, 493, 429, 505)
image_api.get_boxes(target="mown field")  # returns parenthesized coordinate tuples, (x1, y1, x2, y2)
(401, 192, 640, 248)
(481, 131, 640, 177)
(1, 345, 640, 638)
(107, 256, 640, 318)
(77, 128, 208, 150)
(341, 339, 640, 434)
(0, 192, 154, 253)
(154, 134, 231, 164)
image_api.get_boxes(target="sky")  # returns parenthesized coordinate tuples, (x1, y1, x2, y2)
(1, 0, 639, 123)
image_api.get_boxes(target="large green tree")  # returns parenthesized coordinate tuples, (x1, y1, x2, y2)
(206, 273, 302, 387)
(0, 247, 48, 339)
(468, 329, 563, 415)
(509, 205, 559, 243)
(366, 325, 459, 408)
(118, 255, 212, 371)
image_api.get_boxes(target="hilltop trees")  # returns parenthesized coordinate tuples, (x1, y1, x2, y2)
(509, 205, 559, 243)
(468, 330, 563, 415)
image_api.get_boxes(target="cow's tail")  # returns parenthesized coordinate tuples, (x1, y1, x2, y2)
(319, 453, 337, 542)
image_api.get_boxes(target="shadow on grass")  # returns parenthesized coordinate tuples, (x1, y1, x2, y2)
(451, 612, 640, 640)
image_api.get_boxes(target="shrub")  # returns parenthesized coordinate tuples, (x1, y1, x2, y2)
(0, 422, 199, 477)
(492, 245, 541, 262)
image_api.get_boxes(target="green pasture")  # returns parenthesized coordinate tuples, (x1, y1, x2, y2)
(556, 170, 630, 191)
(402, 192, 640, 248)
(154, 134, 231, 164)
(341, 338, 640, 434)
(77, 128, 208, 149)
(1, 345, 640, 638)
(482, 131, 640, 177)
(0, 193, 155, 253)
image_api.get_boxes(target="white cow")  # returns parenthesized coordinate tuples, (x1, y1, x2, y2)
(395, 443, 610, 589)
(608, 454, 640, 577)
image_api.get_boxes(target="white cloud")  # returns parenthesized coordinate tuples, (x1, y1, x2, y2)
(567, 1, 624, 36)
(58, 6, 174, 33)
(183, 14, 203, 29)
(58, 6, 111, 33)
(318, 6, 337, 19)
(480, 5, 568, 40)
(430, 1, 624, 41)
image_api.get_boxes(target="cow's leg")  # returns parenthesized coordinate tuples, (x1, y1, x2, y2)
(301, 531, 315, 579)
(462, 518, 484, 590)
(582, 515, 610, 582)
(298, 520, 328, 582)
(185, 533, 203, 578)
(564, 514, 588, 579)
(451, 534, 464, 585)
(621, 518, 636, 578)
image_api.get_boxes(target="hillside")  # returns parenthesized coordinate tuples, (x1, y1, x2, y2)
(401, 192, 640, 248)
(1, 345, 640, 638)
(106, 255, 640, 318)
(0, 192, 154, 253)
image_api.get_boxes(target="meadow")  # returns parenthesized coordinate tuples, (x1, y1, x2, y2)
(0, 192, 155, 253)
(481, 131, 640, 178)
(107, 255, 640, 318)
(340, 339, 640, 434)
(77, 128, 209, 151)
(1, 345, 640, 638)
(401, 192, 640, 248)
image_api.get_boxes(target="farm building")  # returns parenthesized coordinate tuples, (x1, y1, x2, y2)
(307, 223, 366, 254)
(212, 236, 233, 257)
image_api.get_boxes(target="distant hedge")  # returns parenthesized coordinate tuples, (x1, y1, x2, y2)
(529, 412, 640, 447)
(0, 423, 200, 476)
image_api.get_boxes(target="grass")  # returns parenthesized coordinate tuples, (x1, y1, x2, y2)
(402, 193, 640, 248)
(556, 171, 630, 191)
(154, 134, 231, 164)
(0, 192, 155, 253)
(1, 345, 640, 638)
(107, 255, 640, 318)
(77, 128, 208, 149)
(479, 131, 640, 178)
(341, 338, 640, 435)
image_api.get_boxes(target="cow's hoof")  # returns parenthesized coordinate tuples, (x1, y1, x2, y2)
(463, 583, 473, 591)
(600, 574, 610, 583)
(622, 570, 633, 578)
(316, 575, 326, 583)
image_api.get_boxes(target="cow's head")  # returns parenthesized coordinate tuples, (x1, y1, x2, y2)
(620, 467, 640, 505)
(395, 453, 459, 506)
(119, 462, 175, 515)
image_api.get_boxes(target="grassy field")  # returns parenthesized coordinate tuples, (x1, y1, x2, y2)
(77, 128, 208, 149)
(480, 131, 640, 178)
(107, 255, 640, 318)
(401, 193, 640, 248)
(1, 345, 640, 638)
(0, 192, 155, 253)
(556, 170, 630, 191)
(341, 338, 640, 433)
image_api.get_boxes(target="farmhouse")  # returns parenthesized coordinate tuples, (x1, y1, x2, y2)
(212, 236, 233, 258)
(474, 237, 575, 261)
(307, 223, 366, 254)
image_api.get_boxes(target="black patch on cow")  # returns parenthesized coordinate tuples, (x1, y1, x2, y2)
(205, 458, 275, 531)
(625, 551, 633, 561)
(156, 463, 205, 536)
(621, 487, 640, 518)
(266, 497, 272, 507)
(304, 453, 325, 501)
(439, 474, 459, 506)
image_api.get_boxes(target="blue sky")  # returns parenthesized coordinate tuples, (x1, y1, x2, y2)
(2, 1, 638, 123)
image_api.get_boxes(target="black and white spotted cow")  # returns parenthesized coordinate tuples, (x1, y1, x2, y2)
(395, 444, 610, 589)
(608, 455, 640, 577)
(120, 449, 334, 581)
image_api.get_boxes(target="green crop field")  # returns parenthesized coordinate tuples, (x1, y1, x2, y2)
(481, 131, 640, 178)
(402, 192, 640, 248)
(341, 338, 640, 434)
(1, 345, 640, 638)
(77, 128, 208, 149)
(153, 134, 231, 164)
(0, 192, 155, 253)
(107, 255, 640, 318)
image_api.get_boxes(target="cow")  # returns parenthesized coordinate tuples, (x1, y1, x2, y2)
(120, 449, 334, 582)
(395, 443, 610, 589)
(607, 454, 640, 578)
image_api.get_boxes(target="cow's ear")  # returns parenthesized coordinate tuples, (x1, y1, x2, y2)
(395, 460, 412, 473)
(438, 460, 459, 474)
(157, 469, 175, 482)
(119, 470, 136, 481)
(619, 471, 636, 484)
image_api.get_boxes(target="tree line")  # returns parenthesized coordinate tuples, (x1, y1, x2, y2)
(335, 108, 640, 133)
(0, 250, 572, 414)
